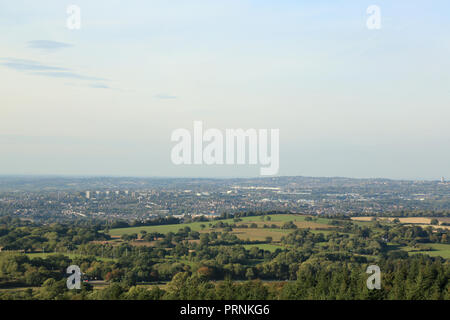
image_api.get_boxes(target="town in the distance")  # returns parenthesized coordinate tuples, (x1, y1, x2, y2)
(1, 176, 449, 223)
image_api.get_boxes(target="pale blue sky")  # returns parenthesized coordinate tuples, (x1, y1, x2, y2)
(1, 1, 449, 179)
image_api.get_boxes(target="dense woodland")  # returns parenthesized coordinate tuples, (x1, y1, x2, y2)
(0, 214, 449, 300)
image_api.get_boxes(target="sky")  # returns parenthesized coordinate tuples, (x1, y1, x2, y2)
(0, 0, 449, 180)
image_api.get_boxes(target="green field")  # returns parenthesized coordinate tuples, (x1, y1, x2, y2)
(103, 214, 450, 260)
(108, 214, 333, 237)
(407, 243, 450, 259)
(25, 252, 116, 262)
(242, 243, 284, 252)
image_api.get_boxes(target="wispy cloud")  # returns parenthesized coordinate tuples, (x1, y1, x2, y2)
(154, 94, 177, 99)
(88, 83, 110, 89)
(1, 57, 109, 89)
(0, 58, 68, 71)
(64, 82, 114, 90)
(31, 71, 106, 81)
(27, 40, 73, 51)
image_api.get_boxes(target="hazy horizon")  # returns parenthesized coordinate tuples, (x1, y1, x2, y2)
(0, 173, 446, 183)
